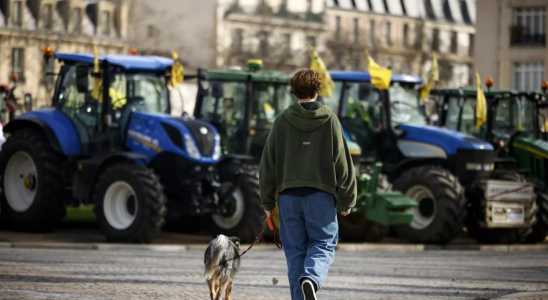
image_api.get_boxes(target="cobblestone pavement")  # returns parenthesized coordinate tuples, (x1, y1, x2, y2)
(0, 247, 546, 300)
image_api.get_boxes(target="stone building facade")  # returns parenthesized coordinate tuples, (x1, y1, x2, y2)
(128, 0, 328, 73)
(325, 0, 477, 88)
(0, 0, 129, 111)
(475, 0, 547, 92)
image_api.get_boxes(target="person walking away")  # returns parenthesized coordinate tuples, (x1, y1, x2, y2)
(259, 69, 357, 300)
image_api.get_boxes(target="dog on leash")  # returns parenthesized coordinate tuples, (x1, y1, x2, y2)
(204, 235, 241, 300)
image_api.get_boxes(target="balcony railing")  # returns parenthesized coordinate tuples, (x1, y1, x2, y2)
(510, 27, 546, 46)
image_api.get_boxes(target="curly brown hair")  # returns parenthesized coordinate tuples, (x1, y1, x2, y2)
(289, 69, 322, 100)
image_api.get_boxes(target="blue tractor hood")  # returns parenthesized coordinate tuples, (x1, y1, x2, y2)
(398, 124, 493, 155)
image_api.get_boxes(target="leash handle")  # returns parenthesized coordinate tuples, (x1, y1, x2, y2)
(267, 216, 283, 249)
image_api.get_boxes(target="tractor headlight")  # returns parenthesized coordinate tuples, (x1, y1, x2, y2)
(184, 134, 201, 160)
(466, 163, 494, 171)
(212, 142, 221, 160)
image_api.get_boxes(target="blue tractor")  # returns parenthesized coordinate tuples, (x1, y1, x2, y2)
(322, 71, 537, 244)
(0, 53, 264, 243)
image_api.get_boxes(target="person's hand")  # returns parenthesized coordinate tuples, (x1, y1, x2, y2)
(341, 209, 351, 217)
(265, 209, 274, 218)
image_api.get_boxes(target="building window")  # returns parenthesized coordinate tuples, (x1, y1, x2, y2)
(259, 31, 269, 56)
(353, 18, 359, 43)
(403, 60, 412, 74)
(460, 0, 472, 24)
(442, 0, 453, 22)
(43, 4, 53, 30)
(12, 48, 24, 81)
(335, 16, 341, 40)
(513, 62, 545, 91)
(13, 1, 22, 27)
(354, 55, 362, 70)
(386, 57, 393, 69)
(400, 0, 407, 15)
(424, 0, 435, 20)
(147, 25, 154, 37)
(72, 8, 82, 34)
(283, 33, 291, 55)
(432, 29, 440, 51)
(307, 35, 316, 47)
(42, 55, 54, 83)
(450, 31, 458, 53)
(102, 11, 111, 36)
(403, 24, 409, 47)
(469, 34, 475, 56)
(384, 22, 391, 46)
(233, 28, 243, 52)
(306, 0, 312, 12)
(512, 7, 546, 45)
(369, 20, 375, 45)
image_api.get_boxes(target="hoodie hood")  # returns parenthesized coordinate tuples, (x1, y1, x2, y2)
(283, 101, 332, 132)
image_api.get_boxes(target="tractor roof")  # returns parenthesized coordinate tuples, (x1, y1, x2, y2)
(207, 70, 291, 83)
(329, 71, 422, 84)
(55, 53, 174, 71)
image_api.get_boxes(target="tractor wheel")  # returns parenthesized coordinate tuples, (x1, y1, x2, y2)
(0, 129, 65, 232)
(466, 170, 533, 244)
(211, 170, 264, 243)
(392, 166, 466, 244)
(524, 178, 548, 244)
(338, 214, 388, 242)
(93, 163, 166, 243)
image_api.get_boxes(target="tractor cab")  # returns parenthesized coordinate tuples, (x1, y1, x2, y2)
(194, 61, 295, 159)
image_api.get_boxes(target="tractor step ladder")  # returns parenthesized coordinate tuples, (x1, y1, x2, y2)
(361, 163, 417, 226)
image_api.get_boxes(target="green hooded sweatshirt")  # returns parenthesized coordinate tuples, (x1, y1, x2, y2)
(259, 101, 357, 211)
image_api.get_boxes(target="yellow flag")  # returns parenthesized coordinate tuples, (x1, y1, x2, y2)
(309, 45, 335, 98)
(420, 52, 439, 100)
(475, 71, 487, 129)
(365, 50, 392, 90)
(90, 44, 102, 101)
(170, 51, 184, 87)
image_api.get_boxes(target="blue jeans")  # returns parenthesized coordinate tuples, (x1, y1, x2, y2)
(278, 192, 339, 300)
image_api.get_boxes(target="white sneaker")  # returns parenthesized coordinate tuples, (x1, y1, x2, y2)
(301, 279, 317, 300)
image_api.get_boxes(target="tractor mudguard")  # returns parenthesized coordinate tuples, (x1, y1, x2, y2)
(4, 110, 81, 155)
(4, 118, 64, 154)
(73, 152, 148, 203)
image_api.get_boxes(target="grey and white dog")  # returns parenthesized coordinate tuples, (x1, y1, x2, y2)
(204, 235, 241, 300)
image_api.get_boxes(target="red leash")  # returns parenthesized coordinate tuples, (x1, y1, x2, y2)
(223, 216, 282, 263)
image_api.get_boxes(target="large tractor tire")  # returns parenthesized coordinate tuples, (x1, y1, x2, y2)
(211, 170, 264, 243)
(524, 178, 548, 244)
(466, 170, 533, 244)
(0, 129, 65, 232)
(93, 163, 166, 243)
(392, 166, 466, 244)
(338, 214, 388, 242)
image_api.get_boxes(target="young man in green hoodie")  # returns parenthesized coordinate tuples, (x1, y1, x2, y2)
(260, 69, 357, 300)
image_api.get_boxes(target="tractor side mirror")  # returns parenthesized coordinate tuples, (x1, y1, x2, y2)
(75, 65, 90, 94)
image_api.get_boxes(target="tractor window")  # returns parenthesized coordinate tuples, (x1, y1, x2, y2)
(200, 80, 247, 154)
(251, 82, 293, 129)
(125, 73, 169, 114)
(460, 97, 483, 136)
(342, 82, 382, 128)
(321, 81, 343, 115)
(513, 96, 535, 136)
(389, 83, 425, 126)
(55, 65, 100, 156)
(493, 99, 513, 139)
(445, 96, 460, 131)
